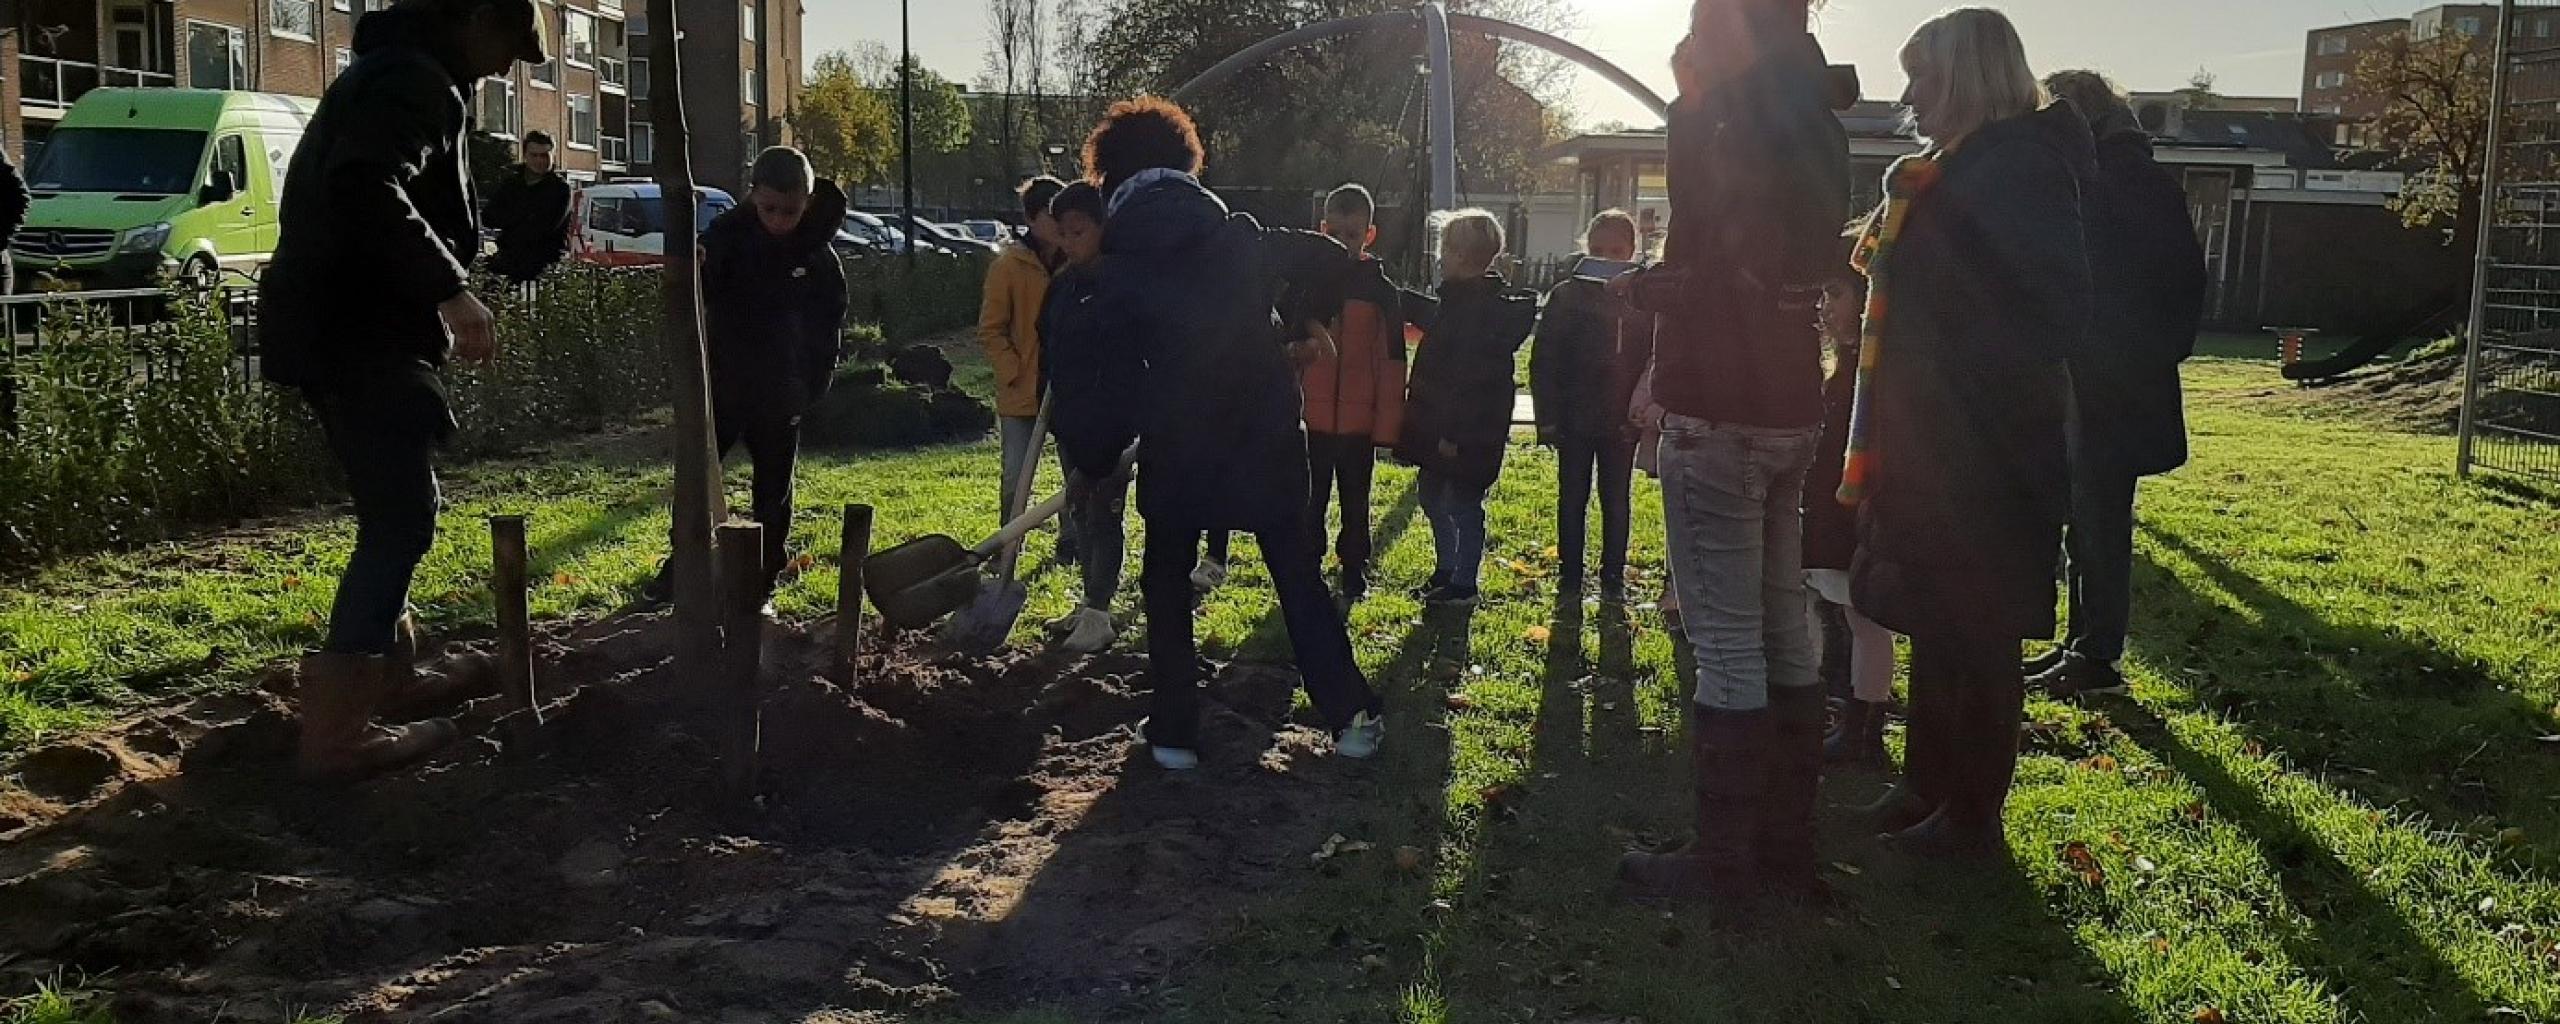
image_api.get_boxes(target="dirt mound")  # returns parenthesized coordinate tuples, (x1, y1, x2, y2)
(0, 612, 1363, 1022)
(2306, 348, 2558, 436)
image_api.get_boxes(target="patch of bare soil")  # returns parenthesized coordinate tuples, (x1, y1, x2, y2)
(2270, 349, 2557, 437)
(0, 612, 1363, 1022)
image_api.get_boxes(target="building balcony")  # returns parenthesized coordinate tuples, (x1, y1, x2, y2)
(20, 56, 178, 112)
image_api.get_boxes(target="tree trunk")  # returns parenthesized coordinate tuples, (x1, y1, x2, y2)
(651, 0, 724, 680)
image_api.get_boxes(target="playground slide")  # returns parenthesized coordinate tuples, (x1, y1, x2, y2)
(2280, 286, 2466, 383)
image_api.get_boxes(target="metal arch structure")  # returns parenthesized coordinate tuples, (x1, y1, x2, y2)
(1169, 3, 1672, 211)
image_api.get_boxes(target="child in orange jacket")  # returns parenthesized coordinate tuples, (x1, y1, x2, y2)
(1294, 183, 1407, 602)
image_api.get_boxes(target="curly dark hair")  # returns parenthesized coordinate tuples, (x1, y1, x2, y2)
(1082, 96, 1205, 193)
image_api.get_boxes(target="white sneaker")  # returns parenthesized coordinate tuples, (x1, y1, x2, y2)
(1335, 710, 1386, 760)
(1151, 744, 1201, 771)
(1059, 608, 1118, 654)
(1191, 557, 1229, 592)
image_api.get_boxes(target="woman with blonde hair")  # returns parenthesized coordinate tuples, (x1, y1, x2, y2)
(1840, 6, 2093, 858)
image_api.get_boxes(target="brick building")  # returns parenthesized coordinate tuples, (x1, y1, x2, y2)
(2301, 17, 2409, 121)
(4, 0, 797, 193)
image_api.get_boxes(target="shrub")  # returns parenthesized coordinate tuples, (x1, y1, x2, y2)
(844, 252, 989, 342)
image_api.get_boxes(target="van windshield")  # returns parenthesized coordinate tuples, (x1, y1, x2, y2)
(28, 129, 210, 195)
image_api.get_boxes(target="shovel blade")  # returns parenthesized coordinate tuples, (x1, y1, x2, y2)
(866, 534, 977, 628)
(939, 580, 1031, 656)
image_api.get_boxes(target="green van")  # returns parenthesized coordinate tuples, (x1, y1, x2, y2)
(12, 89, 317, 291)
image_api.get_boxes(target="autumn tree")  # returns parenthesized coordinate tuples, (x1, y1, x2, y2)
(795, 51, 896, 186)
(982, 0, 1048, 182)
(2353, 28, 2496, 234)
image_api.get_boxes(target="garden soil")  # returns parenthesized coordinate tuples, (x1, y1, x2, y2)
(0, 611, 1369, 1022)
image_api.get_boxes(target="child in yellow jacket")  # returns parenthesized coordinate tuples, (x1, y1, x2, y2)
(978, 176, 1066, 525)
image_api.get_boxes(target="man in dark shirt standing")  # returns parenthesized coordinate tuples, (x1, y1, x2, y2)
(484, 129, 572, 284)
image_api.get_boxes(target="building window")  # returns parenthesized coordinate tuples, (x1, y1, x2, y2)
(270, 0, 318, 39)
(633, 123, 654, 164)
(2539, 18, 2554, 39)
(742, 2, 756, 41)
(2317, 35, 2347, 56)
(2458, 16, 2483, 36)
(564, 8, 597, 68)
(630, 57, 649, 100)
(186, 22, 249, 90)
(2316, 71, 2346, 90)
(530, 3, 559, 87)
(478, 79, 520, 138)
(743, 67, 758, 106)
(569, 93, 599, 149)
(629, 10, 648, 35)
(333, 0, 350, 11)
(335, 47, 352, 76)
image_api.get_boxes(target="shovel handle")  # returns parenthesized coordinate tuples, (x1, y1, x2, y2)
(971, 443, 1137, 562)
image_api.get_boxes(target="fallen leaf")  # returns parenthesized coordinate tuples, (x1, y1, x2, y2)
(282, 575, 303, 590)
(1311, 834, 1349, 862)
(2183, 801, 2209, 823)
(1360, 954, 1387, 970)
(2500, 827, 2528, 848)
(2244, 740, 2266, 758)
(1445, 694, 1476, 712)
(2480, 896, 2500, 916)
(1830, 861, 1863, 877)
(2150, 937, 2172, 956)
(2132, 855, 2158, 874)
(1524, 626, 1553, 644)
(2059, 841, 2106, 887)
(2193, 1006, 2226, 1024)
(791, 553, 817, 572)
(2082, 753, 2120, 773)
(1339, 840, 1375, 855)
(1394, 846, 1425, 872)
(1885, 976, 1903, 991)
(553, 571, 578, 588)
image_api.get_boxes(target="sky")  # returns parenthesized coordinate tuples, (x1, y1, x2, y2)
(811, 0, 2420, 128)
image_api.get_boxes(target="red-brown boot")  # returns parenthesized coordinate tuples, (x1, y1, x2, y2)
(296, 651, 457, 781)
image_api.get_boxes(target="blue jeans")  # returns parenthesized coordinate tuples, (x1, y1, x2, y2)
(1418, 469, 1489, 591)
(1658, 415, 1821, 711)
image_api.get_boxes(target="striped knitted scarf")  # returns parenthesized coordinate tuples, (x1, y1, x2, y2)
(1838, 151, 1947, 507)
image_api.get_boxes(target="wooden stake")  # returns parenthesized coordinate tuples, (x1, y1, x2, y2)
(717, 523, 767, 810)
(837, 504, 874, 684)
(490, 515, 540, 724)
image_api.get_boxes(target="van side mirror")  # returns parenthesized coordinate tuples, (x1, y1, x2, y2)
(199, 170, 238, 206)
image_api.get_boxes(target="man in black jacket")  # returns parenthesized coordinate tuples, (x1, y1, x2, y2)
(260, 0, 547, 780)
(643, 147, 850, 603)
(483, 129, 572, 283)
(2036, 71, 2207, 698)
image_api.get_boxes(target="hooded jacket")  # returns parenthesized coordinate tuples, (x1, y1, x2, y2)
(1299, 253, 1408, 443)
(1532, 255, 1653, 444)
(1849, 103, 2097, 641)
(977, 241, 1052, 418)
(700, 178, 851, 419)
(1396, 272, 1540, 490)
(1628, 30, 1852, 431)
(2076, 126, 2207, 477)
(1077, 173, 1345, 530)
(260, 3, 481, 426)
(484, 167, 572, 284)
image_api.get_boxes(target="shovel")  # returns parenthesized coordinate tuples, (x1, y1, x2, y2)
(865, 396, 1059, 635)
(937, 395, 1057, 653)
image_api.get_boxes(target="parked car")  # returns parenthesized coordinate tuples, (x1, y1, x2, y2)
(12, 89, 317, 291)
(569, 180, 736, 267)
(905, 215, 999, 255)
(961, 219, 1009, 245)
(843, 210, 953, 256)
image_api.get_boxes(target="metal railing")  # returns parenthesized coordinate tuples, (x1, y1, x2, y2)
(18, 56, 179, 110)
(0, 285, 260, 433)
(2464, 0, 2560, 483)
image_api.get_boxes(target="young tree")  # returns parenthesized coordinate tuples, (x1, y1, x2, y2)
(2353, 29, 2495, 233)
(796, 51, 896, 186)
(649, 0, 723, 679)
(983, 0, 1044, 182)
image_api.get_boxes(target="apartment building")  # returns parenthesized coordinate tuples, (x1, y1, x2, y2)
(6, 0, 796, 193)
(2301, 17, 2409, 120)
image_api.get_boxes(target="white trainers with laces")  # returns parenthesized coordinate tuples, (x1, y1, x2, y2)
(1335, 710, 1386, 760)
(1190, 557, 1229, 592)
(1059, 608, 1118, 655)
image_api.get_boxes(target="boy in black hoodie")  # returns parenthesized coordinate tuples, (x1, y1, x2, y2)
(644, 147, 849, 603)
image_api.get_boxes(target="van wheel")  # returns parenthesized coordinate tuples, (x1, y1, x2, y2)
(182, 255, 220, 293)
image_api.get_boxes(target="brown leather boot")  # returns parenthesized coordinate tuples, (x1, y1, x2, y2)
(1756, 685, 1829, 902)
(297, 651, 458, 781)
(1619, 704, 1769, 911)
(380, 614, 497, 715)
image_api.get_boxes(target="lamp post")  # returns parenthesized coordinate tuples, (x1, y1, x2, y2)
(900, 0, 917, 270)
(1044, 142, 1069, 176)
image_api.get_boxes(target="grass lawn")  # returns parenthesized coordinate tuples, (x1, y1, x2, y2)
(7, 339, 2560, 1023)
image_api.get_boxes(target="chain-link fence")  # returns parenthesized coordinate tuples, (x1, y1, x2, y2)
(2466, 0, 2560, 482)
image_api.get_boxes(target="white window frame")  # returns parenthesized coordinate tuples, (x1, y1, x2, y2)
(269, 0, 319, 41)
(187, 20, 250, 91)
(2316, 35, 2347, 57)
(563, 8, 598, 69)
(743, 67, 758, 107)
(632, 122, 655, 164)
(629, 56, 649, 100)
(567, 92, 599, 150)
(742, 2, 756, 42)
(2315, 71, 2346, 90)
(332, 0, 351, 11)
(478, 78, 521, 139)
(2458, 16, 2483, 36)
(334, 47, 352, 76)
